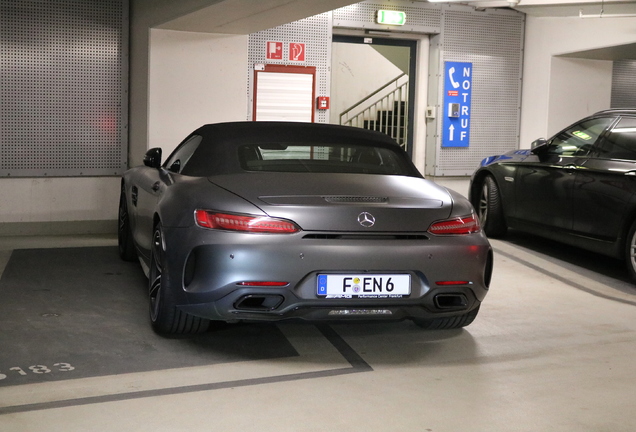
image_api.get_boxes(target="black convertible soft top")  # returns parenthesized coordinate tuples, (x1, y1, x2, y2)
(171, 121, 420, 177)
(196, 121, 399, 145)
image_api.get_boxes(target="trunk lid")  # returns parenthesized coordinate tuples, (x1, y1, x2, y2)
(208, 173, 453, 232)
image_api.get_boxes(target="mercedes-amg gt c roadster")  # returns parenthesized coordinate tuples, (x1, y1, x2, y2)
(118, 122, 493, 334)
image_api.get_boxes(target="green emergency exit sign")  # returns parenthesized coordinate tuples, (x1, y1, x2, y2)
(376, 10, 406, 26)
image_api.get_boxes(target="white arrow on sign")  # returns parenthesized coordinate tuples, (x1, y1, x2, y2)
(448, 124, 455, 141)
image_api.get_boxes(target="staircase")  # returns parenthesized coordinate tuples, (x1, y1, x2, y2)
(339, 73, 409, 150)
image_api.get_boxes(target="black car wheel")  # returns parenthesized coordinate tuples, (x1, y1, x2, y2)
(478, 176, 507, 238)
(149, 223, 210, 335)
(625, 220, 636, 283)
(413, 306, 480, 330)
(118, 186, 137, 261)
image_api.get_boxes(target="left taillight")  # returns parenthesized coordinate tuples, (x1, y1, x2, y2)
(194, 210, 300, 234)
(427, 213, 481, 235)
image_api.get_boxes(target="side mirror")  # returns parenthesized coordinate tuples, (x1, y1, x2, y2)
(143, 148, 162, 169)
(530, 138, 554, 162)
(531, 138, 548, 150)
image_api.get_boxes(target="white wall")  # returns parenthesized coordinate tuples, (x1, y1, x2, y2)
(330, 43, 404, 124)
(520, 15, 636, 147)
(547, 57, 612, 135)
(0, 177, 120, 235)
(148, 29, 248, 156)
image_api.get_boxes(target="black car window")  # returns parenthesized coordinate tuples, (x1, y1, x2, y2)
(163, 135, 203, 174)
(547, 117, 614, 157)
(238, 143, 414, 176)
(594, 116, 636, 161)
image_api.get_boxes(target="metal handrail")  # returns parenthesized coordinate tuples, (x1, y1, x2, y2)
(339, 73, 407, 122)
(339, 73, 409, 149)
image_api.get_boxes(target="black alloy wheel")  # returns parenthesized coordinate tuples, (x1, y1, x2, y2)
(149, 223, 210, 335)
(118, 186, 136, 261)
(478, 176, 507, 238)
(149, 224, 167, 329)
(625, 220, 636, 283)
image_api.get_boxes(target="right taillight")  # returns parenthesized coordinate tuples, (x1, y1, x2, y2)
(427, 213, 480, 235)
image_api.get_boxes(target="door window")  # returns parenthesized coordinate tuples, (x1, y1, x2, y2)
(547, 117, 614, 157)
(594, 117, 636, 160)
(163, 135, 203, 174)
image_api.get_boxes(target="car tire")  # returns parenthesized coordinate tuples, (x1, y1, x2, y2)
(149, 223, 210, 335)
(625, 220, 636, 283)
(478, 176, 507, 238)
(118, 186, 137, 262)
(413, 306, 480, 330)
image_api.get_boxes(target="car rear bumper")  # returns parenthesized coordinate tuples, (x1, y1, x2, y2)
(178, 285, 483, 323)
(161, 226, 493, 323)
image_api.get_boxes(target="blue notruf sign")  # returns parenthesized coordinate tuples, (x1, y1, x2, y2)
(442, 61, 472, 148)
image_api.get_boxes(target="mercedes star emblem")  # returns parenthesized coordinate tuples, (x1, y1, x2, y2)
(357, 212, 376, 228)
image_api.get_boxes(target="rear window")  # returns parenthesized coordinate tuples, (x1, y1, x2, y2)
(238, 143, 415, 175)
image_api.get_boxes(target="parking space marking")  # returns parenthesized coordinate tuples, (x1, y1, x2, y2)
(492, 239, 636, 307)
(0, 324, 372, 415)
(0, 250, 11, 280)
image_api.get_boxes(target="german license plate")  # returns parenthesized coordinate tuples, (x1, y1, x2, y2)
(317, 274, 410, 299)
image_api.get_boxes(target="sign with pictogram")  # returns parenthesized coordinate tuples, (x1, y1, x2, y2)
(266, 41, 283, 60)
(289, 43, 305, 62)
(442, 61, 473, 148)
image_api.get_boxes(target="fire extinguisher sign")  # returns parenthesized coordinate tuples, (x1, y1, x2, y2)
(289, 43, 305, 62)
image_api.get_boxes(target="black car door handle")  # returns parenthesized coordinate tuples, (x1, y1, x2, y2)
(151, 181, 161, 192)
(563, 164, 577, 171)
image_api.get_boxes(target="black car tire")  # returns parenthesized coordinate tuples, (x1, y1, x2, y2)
(625, 220, 636, 283)
(413, 306, 480, 330)
(149, 223, 210, 335)
(479, 176, 507, 238)
(118, 186, 137, 262)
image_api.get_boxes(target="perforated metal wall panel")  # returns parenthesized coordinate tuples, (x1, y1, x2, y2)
(248, 13, 332, 124)
(331, 1, 524, 177)
(0, 0, 128, 177)
(432, 6, 524, 176)
(611, 60, 636, 108)
(333, 1, 441, 33)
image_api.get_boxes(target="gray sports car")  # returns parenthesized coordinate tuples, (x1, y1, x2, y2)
(118, 122, 493, 334)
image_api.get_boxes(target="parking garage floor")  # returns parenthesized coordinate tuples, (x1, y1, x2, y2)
(1, 231, 636, 432)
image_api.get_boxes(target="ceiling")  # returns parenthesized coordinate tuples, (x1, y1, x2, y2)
(453, 0, 636, 60)
(157, 0, 636, 33)
(514, 0, 636, 18)
(156, 0, 636, 60)
(157, 0, 362, 34)
(439, 0, 636, 17)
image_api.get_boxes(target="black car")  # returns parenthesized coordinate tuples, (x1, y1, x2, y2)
(469, 109, 636, 281)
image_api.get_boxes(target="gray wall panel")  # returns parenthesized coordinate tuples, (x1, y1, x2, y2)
(248, 13, 332, 124)
(433, 6, 524, 176)
(611, 60, 636, 109)
(331, 1, 525, 177)
(0, 0, 128, 177)
(333, 1, 441, 33)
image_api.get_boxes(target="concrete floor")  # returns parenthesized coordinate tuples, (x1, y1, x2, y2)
(1, 230, 636, 432)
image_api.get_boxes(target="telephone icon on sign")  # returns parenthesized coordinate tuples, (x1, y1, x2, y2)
(448, 67, 460, 89)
